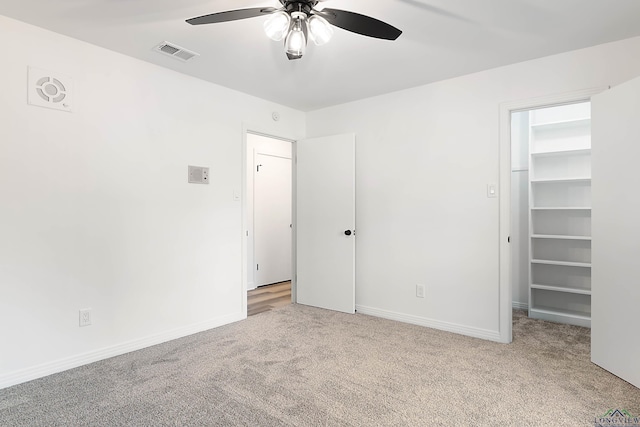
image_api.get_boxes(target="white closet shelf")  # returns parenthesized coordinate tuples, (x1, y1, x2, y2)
(531, 259, 592, 268)
(527, 104, 592, 328)
(529, 307, 591, 328)
(531, 284, 591, 295)
(531, 206, 591, 210)
(531, 234, 592, 240)
(530, 306, 590, 319)
(531, 148, 591, 157)
(530, 117, 591, 130)
(531, 177, 591, 183)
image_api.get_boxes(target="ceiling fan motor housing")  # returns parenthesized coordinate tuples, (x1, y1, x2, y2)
(283, 1, 316, 16)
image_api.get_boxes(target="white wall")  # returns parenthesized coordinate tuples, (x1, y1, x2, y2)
(245, 133, 293, 290)
(306, 36, 640, 340)
(0, 15, 305, 388)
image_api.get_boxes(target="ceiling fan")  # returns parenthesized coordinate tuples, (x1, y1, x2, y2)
(186, 0, 402, 60)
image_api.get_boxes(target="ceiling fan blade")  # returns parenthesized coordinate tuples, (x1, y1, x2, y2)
(186, 7, 277, 25)
(317, 8, 402, 40)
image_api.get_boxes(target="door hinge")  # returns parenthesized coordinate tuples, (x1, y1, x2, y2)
(256, 264, 259, 271)
(508, 236, 511, 243)
(257, 164, 262, 172)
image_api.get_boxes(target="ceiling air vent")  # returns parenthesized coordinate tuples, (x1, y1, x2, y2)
(154, 41, 199, 62)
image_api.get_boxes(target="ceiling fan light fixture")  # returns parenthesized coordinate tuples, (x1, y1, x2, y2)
(187, 2, 403, 60)
(264, 11, 291, 41)
(285, 15, 307, 59)
(308, 15, 333, 46)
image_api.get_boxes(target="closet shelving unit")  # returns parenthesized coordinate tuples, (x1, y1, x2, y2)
(528, 103, 592, 327)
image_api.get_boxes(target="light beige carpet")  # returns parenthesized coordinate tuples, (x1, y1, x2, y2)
(0, 306, 638, 426)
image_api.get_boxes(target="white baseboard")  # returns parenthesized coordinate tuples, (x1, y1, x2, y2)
(512, 301, 529, 310)
(355, 305, 503, 342)
(0, 312, 245, 390)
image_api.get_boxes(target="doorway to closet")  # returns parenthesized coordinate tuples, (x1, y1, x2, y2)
(501, 79, 640, 388)
(510, 101, 592, 328)
(246, 132, 293, 313)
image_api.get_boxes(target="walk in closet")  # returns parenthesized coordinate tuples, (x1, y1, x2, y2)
(512, 101, 592, 327)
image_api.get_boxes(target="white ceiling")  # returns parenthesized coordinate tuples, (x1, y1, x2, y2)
(2, 0, 640, 111)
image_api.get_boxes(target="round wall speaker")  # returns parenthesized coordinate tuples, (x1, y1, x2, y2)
(28, 67, 73, 112)
(35, 77, 67, 103)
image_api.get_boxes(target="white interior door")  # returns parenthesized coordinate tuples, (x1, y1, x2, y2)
(591, 75, 640, 389)
(296, 133, 355, 314)
(254, 153, 292, 286)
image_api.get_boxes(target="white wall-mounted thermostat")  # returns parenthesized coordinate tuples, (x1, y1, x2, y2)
(188, 165, 210, 184)
(28, 67, 74, 112)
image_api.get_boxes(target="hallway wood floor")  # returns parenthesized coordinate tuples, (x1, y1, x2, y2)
(247, 281, 291, 316)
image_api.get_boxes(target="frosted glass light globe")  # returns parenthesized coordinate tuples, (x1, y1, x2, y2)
(264, 11, 291, 41)
(308, 15, 333, 46)
(285, 18, 306, 57)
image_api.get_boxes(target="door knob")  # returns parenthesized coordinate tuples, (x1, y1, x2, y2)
(344, 230, 352, 236)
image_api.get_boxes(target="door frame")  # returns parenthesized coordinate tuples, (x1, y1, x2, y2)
(241, 124, 297, 318)
(498, 86, 606, 343)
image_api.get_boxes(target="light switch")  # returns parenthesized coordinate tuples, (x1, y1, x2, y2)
(487, 184, 497, 198)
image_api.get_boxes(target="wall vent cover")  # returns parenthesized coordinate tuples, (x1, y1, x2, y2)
(155, 42, 199, 62)
(188, 165, 209, 184)
(28, 67, 73, 112)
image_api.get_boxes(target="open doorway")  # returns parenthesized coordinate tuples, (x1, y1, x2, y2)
(245, 132, 293, 315)
(498, 87, 603, 343)
(509, 100, 593, 336)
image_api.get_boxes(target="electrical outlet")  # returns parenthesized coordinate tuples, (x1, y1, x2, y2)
(416, 284, 425, 298)
(79, 308, 92, 327)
